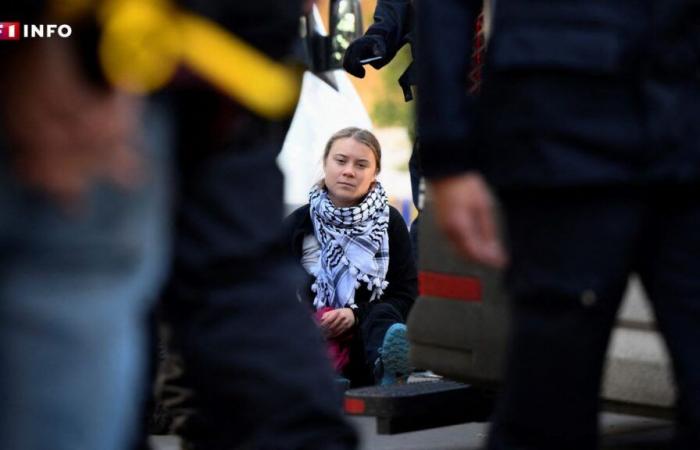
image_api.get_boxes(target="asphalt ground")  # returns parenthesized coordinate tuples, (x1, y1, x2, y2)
(150, 413, 673, 450)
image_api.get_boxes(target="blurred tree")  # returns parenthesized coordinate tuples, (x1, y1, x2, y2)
(371, 45, 413, 129)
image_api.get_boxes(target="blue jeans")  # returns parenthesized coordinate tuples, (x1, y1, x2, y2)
(0, 101, 172, 450)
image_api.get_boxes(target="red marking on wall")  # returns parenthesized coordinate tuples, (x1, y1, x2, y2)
(418, 271, 482, 302)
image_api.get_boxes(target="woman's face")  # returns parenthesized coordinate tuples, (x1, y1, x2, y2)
(323, 137, 378, 207)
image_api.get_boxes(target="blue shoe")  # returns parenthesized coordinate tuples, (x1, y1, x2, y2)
(378, 323, 412, 386)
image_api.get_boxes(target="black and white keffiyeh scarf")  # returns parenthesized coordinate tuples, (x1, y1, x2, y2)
(308, 182, 390, 310)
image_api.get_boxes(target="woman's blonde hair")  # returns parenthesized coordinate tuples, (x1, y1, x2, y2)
(322, 127, 382, 173)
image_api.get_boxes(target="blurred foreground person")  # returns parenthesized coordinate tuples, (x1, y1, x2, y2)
(417, 1, 700, 449)
(0, 7, 170, 450)
(284, 127, 417, 387)
(156, 2, 358, 449)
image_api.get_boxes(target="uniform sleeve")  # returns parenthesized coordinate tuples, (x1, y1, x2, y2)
(356, 207, 417, 323)
(416, 0, 482, 179)
(365, 0, 414, 60)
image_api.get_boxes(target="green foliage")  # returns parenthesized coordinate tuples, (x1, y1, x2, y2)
(370, 46, 415, 131)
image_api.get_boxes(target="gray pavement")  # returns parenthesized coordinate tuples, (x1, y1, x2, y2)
(149, 435, 180, 450)
(150, 413, 672, 450)
(351, 416, 488, 450)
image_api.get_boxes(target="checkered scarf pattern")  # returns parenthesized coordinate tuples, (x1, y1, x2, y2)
(308, 182, 390, 310)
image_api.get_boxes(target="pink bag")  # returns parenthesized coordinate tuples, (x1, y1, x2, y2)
(314, 307, 352, 372)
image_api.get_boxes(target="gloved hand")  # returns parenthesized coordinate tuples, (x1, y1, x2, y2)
(342, 34, 387, 78)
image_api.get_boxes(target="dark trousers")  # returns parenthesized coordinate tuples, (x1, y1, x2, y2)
(408, 140, 422, 261)
(161, 91, 356, 450)
(344, 302, 405, 386)
(487, 186, 700, 450)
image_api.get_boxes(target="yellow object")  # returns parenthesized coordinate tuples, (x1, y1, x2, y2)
(98, 0, 302, 119)
(178, 13, 303, 120)
(99, 0, 180, 95)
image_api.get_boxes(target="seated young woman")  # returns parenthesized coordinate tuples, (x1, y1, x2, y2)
(284, 127, 417, 387)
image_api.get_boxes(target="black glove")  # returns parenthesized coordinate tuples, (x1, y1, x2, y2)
(342, 34, 387, 78)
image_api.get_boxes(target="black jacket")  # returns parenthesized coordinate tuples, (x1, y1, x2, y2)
(283, 204, 417, 323)
(366, 0, 416, 101)
(417, 0, 700, 188)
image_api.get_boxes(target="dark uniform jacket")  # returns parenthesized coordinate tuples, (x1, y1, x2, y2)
(163, 0, 304, 279)
(417, 0, 700, 189)
(366, 0, 416, 101)
(284, 204, 417, 324)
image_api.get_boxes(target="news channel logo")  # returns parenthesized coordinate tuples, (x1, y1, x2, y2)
(0, 22, 72, 40)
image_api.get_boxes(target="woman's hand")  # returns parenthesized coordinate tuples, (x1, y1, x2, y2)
(320, 308, 355, 338)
